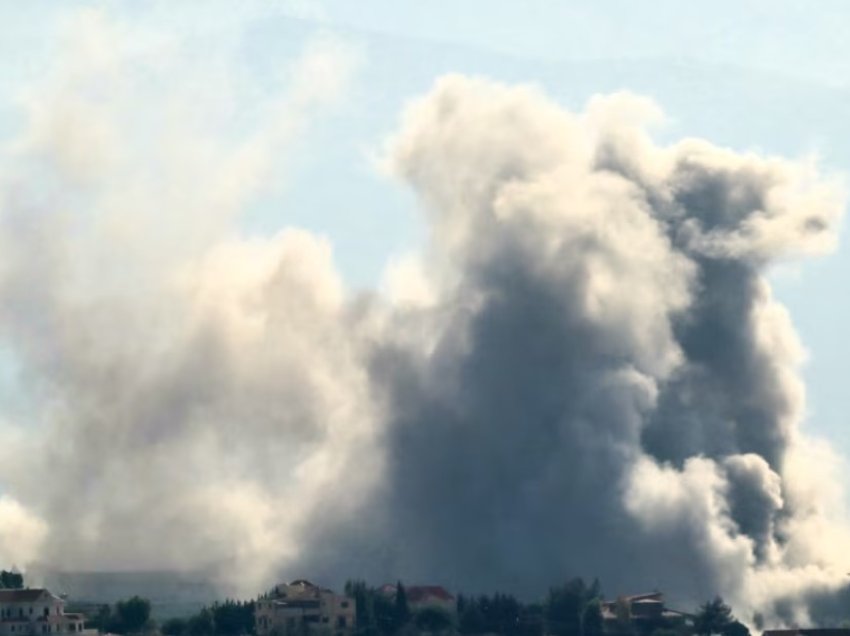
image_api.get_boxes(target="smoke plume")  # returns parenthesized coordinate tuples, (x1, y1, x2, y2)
(1, 8, 850, 628)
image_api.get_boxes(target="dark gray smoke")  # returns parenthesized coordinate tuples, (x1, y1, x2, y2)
(297, 78, 850, 624)
(0, 11, 848, 629)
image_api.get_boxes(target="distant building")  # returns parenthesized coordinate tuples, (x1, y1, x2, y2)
(601, 593, 692, 633)
(379, 584, 456, 616)
(32, 569, 219, 621)
(764, 631, 850, 636)
(255, 580, 355, 636)
(0, 589, 89, 636)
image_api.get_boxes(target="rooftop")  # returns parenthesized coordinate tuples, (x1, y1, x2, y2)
(381, 585, 454, 603)
(764, 631, 850, 636)
(0, 590, 55, 603)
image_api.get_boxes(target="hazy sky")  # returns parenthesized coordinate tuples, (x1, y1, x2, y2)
(1, 3, 850, 610)
(6, 0, 843, 472)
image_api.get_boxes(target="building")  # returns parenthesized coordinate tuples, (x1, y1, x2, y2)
(379, 584, 456, 617)
(405, 587, 456, 616)
(32, 569, 219, 621)
(764, 631, 850, 636)
(255, 580, 355, 636)
(0, 589, 88, 636)
(601, 593, 692, 634)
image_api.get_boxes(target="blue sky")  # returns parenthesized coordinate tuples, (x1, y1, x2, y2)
(1, 1, 849, 472)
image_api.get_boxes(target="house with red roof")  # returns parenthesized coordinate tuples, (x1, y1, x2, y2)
(381, 584, 457, 616)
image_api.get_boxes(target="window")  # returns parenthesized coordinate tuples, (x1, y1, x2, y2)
(337, 617, 346, 628)
(44, 608, 49, 617)
(341, 602, 349, 609)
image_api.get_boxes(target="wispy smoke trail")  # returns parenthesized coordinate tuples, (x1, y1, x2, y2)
(0, 9, 848, 629)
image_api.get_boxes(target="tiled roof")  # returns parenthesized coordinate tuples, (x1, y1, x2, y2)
(661, 609, 693, 619)
(0, 589, 52, 603)
(764, 631, 850, 636)
(407, 586, 454, 602)
(602, 593, 664, 609)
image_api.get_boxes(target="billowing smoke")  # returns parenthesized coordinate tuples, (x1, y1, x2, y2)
(1, 8, 850, 629)
(319, 78, 850, 624)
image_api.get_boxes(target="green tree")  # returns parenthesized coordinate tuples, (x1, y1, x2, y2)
(110, 597, 152, 634)
(582, 600, 603, 636)
(162, 618, 188, 636)
(586, 580, 601, 604)
(413, 608, 454, 634)
(518, 604, 544, 636)
(212, 600, 254, 635)
(458, 597, 486, 635)
(490, 593, 522, 636)
(723, 622, 750, 636)
(545, 579, 586, 636)
(343, 580, 396, 636)
(0, 570, 23, 589)
(394, 582, 411, 630)
(187, 609, 215, 636)
(373, 588, 396, 636)
(694, 598, 734, 636)
(90, 605, 112, 633)
(345, 580, 375, 634)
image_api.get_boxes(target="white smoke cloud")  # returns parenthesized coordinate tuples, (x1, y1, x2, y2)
(0, 495, 47, 567)
(0, 7, 373, 597)
(0, 8, 849, 628)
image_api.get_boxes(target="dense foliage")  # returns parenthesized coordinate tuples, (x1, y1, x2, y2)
(693, 598, 749, 636)
(0, 572, 752, 636)
(171, 601, 256, 636)
(0, 570, 24, 589)
(87, 596, 152, 634)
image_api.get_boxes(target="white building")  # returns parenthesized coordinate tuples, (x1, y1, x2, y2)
(0, 589, 88, 636)
(255, 580, 355, 636)
(600, 592, 692, 632)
